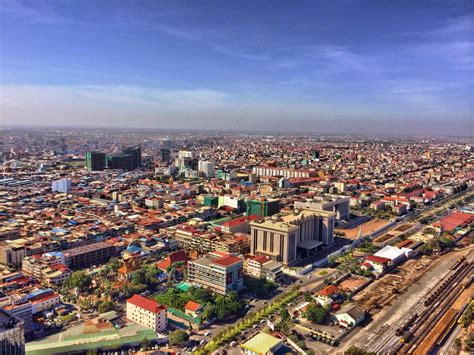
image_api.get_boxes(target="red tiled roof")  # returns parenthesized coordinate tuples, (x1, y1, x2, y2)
(222, 216, 249, 227)
(318, 285, 339, 297)
(157, 250, 189, 270)
(127, 294, 165, 314)
(250, 255, 268, 264)
(213, 255, 241, 267)
(437, 212, 473, 231)
(366, 255, 391, 264)
(31, 293, 59, 304)
(184, 300, 202, 312)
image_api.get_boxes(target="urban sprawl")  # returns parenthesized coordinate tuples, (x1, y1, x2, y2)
(0, 128, 473, 355)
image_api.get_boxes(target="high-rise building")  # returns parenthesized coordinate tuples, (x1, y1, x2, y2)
(122, 146, 141, 169)
(51, 178, 72, 194)
(178, 150, 194, 159)
(0, 243, 27, 268)
(106, 154, 133, 170)
(159, 148, 171, 163)
(188, 251, 243, 295)
(249, 209, 335, 265)
(63, 242, 116, 270)
(176, 157, 198, 171)
(246, 199, 280, 217)
(0, 308, 25, 355)
(198, 160, 215, 177)
(3, 303, 32, 336)
(85, 152, 106, 171)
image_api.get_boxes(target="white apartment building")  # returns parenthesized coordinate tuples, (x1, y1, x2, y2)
(126, 294, 167, 332)
(252, 166, 316, 179)
(51, 178, 72, 193)
(198, 160, 215, 177)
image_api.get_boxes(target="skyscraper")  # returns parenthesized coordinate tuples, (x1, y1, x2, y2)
(85, 152, 106, 171)
(122, 146, 141, 169)
(198, 160, 215, 177)
(0, 308, 25, 355)
(106, 154, 133, 170)
(159, 148, 171, 163)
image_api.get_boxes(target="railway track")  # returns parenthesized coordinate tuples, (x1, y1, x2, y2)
(365, 257, 472, 354)
(396, 261, 472, 354)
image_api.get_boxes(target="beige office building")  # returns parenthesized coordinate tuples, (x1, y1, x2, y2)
(249, 209, 335, 265)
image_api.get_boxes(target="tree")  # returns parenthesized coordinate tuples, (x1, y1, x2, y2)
(201, 303, 216, 321)
(141, 337, 150, 350)
(304, 304, 329, 324)
(188, 287, 214, 304)
(98, 301, 115, 313)
(169, 329, 189, 345)
(65, 271, 92, 292)
(304, 292, 313, 303)
(280, 308, 291, 322)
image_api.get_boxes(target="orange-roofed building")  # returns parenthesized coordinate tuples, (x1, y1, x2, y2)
(184, 300, 203, 318)
(156, 250, 189, 272)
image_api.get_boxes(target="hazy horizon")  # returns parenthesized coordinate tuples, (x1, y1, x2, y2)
(1, 1, 473, 136)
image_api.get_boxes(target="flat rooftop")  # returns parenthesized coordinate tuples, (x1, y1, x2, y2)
(26, 321, 157, 355)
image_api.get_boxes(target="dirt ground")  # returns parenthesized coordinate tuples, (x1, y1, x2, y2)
(336, 218, 392, 240)
(352, 255, 433, 312)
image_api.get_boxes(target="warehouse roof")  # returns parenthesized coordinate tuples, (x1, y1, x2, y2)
(241, 332, 281, 354)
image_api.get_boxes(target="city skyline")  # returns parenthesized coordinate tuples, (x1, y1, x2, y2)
(1, 0, 473, 136)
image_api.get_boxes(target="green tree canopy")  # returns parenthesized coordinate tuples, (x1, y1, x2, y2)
(65, 271, 92, 292)
(169, 329, 189, 345)
(304, 304, 329, 324)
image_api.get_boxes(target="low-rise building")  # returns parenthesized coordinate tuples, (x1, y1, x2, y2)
(126, 294, 167, 332)
(334, 304, 365, 328)
(184, 301, 203, 319)
(243, 255, 282, 281)
(365, 255, 390, 274)
(241, 332, 283, 355)
(30, 293, 61, 314)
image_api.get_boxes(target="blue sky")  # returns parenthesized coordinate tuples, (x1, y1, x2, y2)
(0, 0, 472, 135)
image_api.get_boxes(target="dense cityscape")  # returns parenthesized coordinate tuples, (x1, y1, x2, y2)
(0, 127, 472, 354)
(1, 0, 473, 354)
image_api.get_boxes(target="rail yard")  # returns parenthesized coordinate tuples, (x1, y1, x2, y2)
(364, 252, 474, 354)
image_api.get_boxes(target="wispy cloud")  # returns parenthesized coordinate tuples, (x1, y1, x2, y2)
(272, 45, 365, 73)
(0, 0, 68, 24)
(60, 85, 229, 109)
